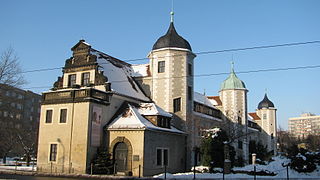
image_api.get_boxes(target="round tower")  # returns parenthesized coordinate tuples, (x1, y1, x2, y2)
(147, 19, 196, 131)
(256, 93, 277, 154)
(147, 13, 196, 169)
(219, 63, 249, 163)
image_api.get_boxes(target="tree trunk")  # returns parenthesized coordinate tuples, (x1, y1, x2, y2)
(2, 153, 7, 164)
(26, 153, 30, 166)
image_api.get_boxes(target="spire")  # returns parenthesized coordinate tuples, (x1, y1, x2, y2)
(170, 0, 174, 22)
(220, 62, 246, 90)
(231, 61, 235, 73)
(258, 93, 275, 109)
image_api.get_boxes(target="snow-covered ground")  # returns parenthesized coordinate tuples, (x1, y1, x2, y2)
(0, 158, 36, 171)
(154, 156, 320, 179)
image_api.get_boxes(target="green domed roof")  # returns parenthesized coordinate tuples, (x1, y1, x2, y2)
(220, 66, 246, 90)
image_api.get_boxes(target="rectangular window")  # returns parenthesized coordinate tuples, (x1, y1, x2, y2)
(68, 74, 77, 87)
(59, 109, 67, 123)
(188, 86, 192, 100)
(45, 110, 53, 123)
(156, 149, 162, 166)
(263, 113, 267, 120)
(163, 149, 168, 166)
(81, 72, 90, 86)
(158, 61, 165, 73)
(49, 144, 57, 161)
(173, 98, 181, 112)
(238, 140, 243, 149)
(156, 148, 169, 166)
(188, 63, 192, 76)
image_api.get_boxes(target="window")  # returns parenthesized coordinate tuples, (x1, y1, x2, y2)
(5, 91, 10, 96)
(18, 94, 23, 99)
(81, 72, 90, 86)
(59, 109, 67, 123)
(158, 61, 165, 73)
(173, 98, 181, 112)
(238, 140, 243, 149)
(188, 86, 192, 100)
(263, 113, 267, 120)
(45, 110, 53, 123)
(3, 111, 8, 117)
(188, 63, 192, 76)
(156, 148, 169, 166)
(49, 144, 57, 161)
(68, 74, 77, 87)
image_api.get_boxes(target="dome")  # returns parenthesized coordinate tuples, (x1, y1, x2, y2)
(258, 94, 275, 109)
(152, 22, 192, 51)
(220, 68, 246, 90)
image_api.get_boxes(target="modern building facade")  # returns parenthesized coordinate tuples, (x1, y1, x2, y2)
(37, 17, 277, 176)
(289, 113, 320, 138)
(0, 84, 41, 156)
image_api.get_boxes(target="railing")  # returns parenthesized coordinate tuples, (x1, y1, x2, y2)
(42, 89, 111, 104)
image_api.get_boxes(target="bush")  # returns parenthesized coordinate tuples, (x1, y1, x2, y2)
(89, 148, 114, 174)
(287, 145, 318, 173)
(290, 153, 316, 173)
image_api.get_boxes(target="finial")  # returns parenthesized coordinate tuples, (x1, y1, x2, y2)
(265, 88, 267, 94)
(230, 61, 235, 72)
(170, 0, 174, 22)
(203, 89, 206, 96)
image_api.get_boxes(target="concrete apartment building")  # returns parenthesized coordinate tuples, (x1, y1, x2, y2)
(37, 17, 277, 176)
(289, 113, 320, 138)
(0, 84, 41, 156)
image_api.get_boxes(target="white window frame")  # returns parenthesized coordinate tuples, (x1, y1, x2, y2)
(48, 143, 58, 163)
(58, 108, 68, 124)
(156, 148, 169, 167)
(45, 108, 54, 124)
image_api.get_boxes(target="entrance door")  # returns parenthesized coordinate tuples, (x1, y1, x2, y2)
(114, 142, 128, 172)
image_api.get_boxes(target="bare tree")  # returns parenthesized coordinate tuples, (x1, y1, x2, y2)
(0, 47, 26, 87)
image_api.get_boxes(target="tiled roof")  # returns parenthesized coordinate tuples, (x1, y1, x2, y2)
(248, 112, 261, 120)
(207, 96, 222, 106)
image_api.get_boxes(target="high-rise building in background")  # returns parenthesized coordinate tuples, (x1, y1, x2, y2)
(0, 84, 41, 156)
(289, 113, 320, 138)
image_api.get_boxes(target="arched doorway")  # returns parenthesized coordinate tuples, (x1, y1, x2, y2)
(114, 142, 128, 172)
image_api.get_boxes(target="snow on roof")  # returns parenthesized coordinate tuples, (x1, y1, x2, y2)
(207, 96, 222, 106)
(138, 103, 172, 117)
(131, 64, 150, 77)
(194, 92, 217, 109)
(108, 104, 184, 134)
(248, 112, 261, 121)
(90, 49, 150, 102)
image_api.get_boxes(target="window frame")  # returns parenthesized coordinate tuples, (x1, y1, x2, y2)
(173, 97, 181, 113)
(158, 61, 165, 73)
(68, 74, 77, 87)
(49, 144, 58, 162)
(45, 109, 53, 124)
(188, 63, 192, 76)
(156, 148, 169, 167)
(59, 108, 67, 124)
(81, 72, 90, 86)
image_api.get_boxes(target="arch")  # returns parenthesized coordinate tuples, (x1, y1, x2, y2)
(110, 137, 133, 173)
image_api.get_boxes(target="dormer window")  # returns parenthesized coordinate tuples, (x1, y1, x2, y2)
(68, 74, 76, 87)
(157, 116, 170, 128)
(81, 72, 90, 86)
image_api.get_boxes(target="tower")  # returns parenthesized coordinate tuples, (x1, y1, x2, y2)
(147, 14, 196, 131)
(219, 63, 249, 162)
(146, 12, 196, 168)
(256, 93, 277, 154)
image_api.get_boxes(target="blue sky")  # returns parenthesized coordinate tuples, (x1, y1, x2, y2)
(1, 0, 320, 130)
